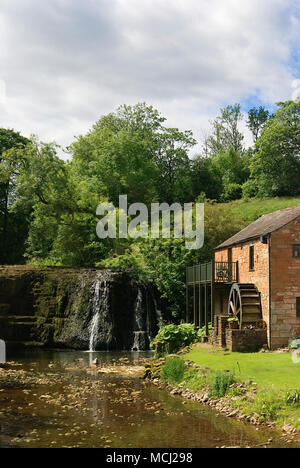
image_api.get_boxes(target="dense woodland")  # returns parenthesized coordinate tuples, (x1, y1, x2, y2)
(0, 100, 299, 317)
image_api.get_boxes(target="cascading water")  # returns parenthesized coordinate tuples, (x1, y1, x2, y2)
(153, 297, 163, 328)
(89, 278, 102, 352)
(89, 312, 100, 352)
(132, 288, 150, 351)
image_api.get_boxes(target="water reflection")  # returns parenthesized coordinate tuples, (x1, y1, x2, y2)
(0, 350, 296, 449)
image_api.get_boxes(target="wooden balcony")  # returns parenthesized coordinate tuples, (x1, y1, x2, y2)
(186, 261, 239, 286)
(186, 261, 239, 334)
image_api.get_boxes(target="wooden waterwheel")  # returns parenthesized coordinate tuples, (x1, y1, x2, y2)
(228, 283, 262, 329)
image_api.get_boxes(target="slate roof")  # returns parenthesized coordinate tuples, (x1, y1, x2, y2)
(216, 204, 300, 250)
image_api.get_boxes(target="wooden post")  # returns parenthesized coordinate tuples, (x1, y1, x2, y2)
(186, 283, 189, 323)
(211, 258, 215, 332)
(198, 282, 201, 327)
(205, 282, 208, 336)
(194, 281, 196, 325)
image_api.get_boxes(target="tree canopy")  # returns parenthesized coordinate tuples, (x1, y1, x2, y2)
(243, 101, 300, 198)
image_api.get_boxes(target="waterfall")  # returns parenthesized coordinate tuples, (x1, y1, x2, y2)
(132, 331, 147, 351)
(153, 297, 163, 327)
(89, 312, 100, 352)
(89, 278, 102, 352)
(132, 288, 150, 351)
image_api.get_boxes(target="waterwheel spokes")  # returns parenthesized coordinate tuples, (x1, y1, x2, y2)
(232, 291, 236, 310)
(228, 283, 242, 327)
(228, 283, 263, 329)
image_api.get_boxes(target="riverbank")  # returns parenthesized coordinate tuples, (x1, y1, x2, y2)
(1, 349, 296, 448)
(144, 344, 300, 442)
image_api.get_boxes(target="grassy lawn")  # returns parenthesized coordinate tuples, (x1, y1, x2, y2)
(182, 345, 300, 428)
(225, 197, 300, 223)
(185, 346, 300, 391)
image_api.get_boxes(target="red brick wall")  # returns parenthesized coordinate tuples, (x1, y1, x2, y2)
(215, 240, 270, 342)
(270, 217, 300, 348)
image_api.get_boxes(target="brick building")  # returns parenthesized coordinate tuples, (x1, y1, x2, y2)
(216, 205, 300, 348)
(187, 205, 300, 349)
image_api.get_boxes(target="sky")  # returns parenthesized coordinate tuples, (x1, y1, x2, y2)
(0, 0, 299, 157)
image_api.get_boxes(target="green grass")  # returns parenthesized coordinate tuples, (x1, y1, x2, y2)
(185, 347, 300, 391)
(161, 357, 185, 384)
(185, 346, 300, 428)
(224, 197, 300, 224)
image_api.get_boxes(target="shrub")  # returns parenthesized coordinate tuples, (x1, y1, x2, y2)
(254, 390, 282, 422)
(242, 179, 258, 199)
(222, 183, 243, 202)
(286, 390, 300, 406)
(209, 371, 235, 398)
(161, 357, 185, 384)
(152, 323, 200, 357)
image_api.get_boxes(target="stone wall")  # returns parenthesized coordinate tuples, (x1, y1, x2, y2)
(212, 315, 267, 352)
(225, 329, 267, 353)
(0, 266, 161, 350)
(270, 217, 300, 348)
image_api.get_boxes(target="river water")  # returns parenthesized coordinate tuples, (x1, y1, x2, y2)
(0, 350, 297, 448)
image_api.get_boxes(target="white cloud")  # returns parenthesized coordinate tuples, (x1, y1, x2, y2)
(0, 0, 299, 155)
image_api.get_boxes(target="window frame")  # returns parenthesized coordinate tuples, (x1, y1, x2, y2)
(297, 298, 300, 318)
(249, 245, 255, 271)
(293, 245, 300, 258)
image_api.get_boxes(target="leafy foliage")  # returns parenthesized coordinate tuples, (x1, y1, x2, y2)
(206, 104, 244, 156)
(244, 101, 300, 198)
(209, 371, 235, 398)
(198, 323, 212, 341)
(253, 390, 282, 422)
(286, 390, 300, 406)
(247, 106, 270, 142)
(152, 324, 200, 357)
(161, 357, 186, 384)
(0, 129, 30, 263)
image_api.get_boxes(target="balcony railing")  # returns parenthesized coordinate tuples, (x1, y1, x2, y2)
(186, 261, 238, 285)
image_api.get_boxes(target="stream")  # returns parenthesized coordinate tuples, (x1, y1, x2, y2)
(0, 350, 298, 449)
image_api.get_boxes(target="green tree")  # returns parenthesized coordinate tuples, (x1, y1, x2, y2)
(247, 106, 270, 142)
(70, 103, 196, 207)
(243, 101, 300, 197)
(0, 129, 30, 263)
(154, 128, 196, 204)
(209, 148, 250, 201)
(12, 138, 77, 264)
(69, 104, 160, 207)
(206, 104, 244, 156)
(190, 155, 222, 201)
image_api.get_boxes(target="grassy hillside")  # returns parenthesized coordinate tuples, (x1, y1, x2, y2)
(224, 197, 300, 224)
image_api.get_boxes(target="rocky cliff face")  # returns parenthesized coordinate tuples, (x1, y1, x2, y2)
(0, 266, 162, 350)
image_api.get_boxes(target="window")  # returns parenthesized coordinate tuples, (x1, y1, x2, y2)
(297, 298, 300, 318)
(293, 245, 300, 258)
(249, 245, 255, 271)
